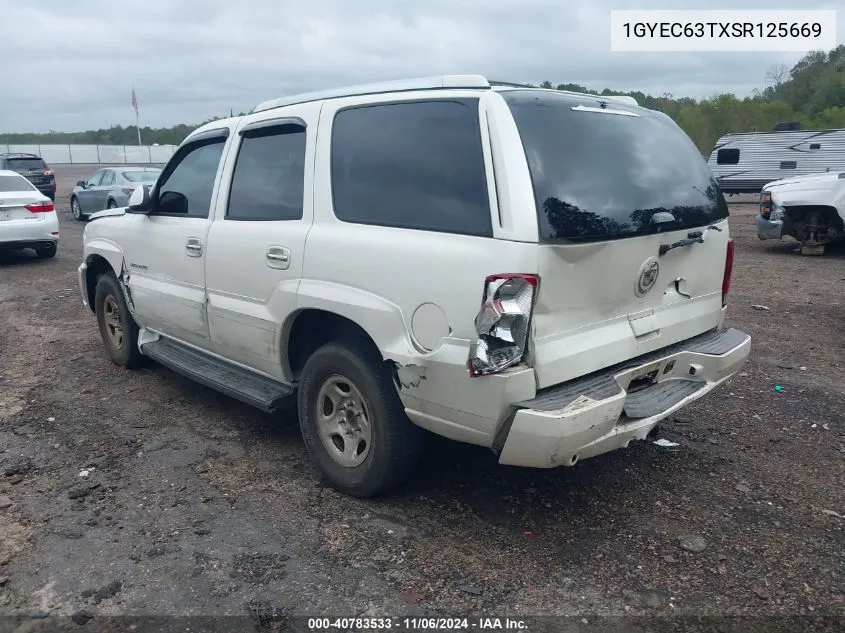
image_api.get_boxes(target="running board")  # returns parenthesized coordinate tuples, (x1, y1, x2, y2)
(140, 337, 295, 412)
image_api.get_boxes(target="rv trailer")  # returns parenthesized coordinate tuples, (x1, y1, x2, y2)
(707, 127, 845, 194)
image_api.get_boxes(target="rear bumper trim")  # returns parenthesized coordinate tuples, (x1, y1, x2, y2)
(518, 328, 748, 412)
(498, 328, 751, 468)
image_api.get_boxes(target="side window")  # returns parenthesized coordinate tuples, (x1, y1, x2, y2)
(227, 123, 306, 221)
(155, 137, 225, 218)
(330, 99, 492, 237)
(716, 148, 740, 165)
(86, 170, 104, 187)
(101, 170, 115, 186)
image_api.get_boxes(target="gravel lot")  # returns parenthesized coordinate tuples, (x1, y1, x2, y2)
(0, 166, 843, 630)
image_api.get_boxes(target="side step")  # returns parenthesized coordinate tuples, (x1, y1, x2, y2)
(141, 337, 295, 412)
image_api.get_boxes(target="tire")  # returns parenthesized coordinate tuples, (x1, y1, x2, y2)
(70, 196, 85, 221)
(34, 242, 57, 259)
(107, 199, 117, 209)
(298, 338, 424, 497)
(94, 272, 143, 369)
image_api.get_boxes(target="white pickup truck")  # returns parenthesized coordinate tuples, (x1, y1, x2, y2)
(757, 171, 845, 255)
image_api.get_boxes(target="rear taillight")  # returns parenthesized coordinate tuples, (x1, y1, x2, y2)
(722, 239, 735, 307)
(467, 274, 538, 377)
(26, 201, 54, 213)
(42, 169, 53, 177)
(759, 191, 772, 218)
(122, 188, 135, 194)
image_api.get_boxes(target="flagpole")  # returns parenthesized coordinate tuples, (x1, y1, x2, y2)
(132, 87, 141, 146)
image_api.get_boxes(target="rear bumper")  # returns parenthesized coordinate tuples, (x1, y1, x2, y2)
(756, 214, 783, 240)
(0, 213, 59, 249)
(498, 328, 751, 468)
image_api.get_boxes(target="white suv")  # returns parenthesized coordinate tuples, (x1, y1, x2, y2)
(78, 75, 751, 497)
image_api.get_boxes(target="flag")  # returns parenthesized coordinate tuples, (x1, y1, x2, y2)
(131, 88, 138, 115)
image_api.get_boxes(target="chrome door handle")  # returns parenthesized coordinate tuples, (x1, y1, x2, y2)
(266, 246, 290, 270)
(186, 238, 203, 257)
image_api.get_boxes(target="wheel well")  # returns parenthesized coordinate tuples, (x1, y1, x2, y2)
(783, 205, 845, 232)
(285, 309, 381, 379)
(84, 255, 115, 310)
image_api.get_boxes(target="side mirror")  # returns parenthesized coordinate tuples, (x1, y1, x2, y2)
(157, 191, 188, 215)
(76, 180, 86, 188)
(127, 184, 151, 212)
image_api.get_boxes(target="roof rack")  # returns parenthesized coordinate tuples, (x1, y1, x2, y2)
(253, 75, 491, 113)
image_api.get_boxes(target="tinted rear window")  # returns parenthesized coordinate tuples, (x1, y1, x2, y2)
(123, 170, 160, 182)
(331, 99, 492, 237)
(6, 157, 47, 171)
(502, 91, 729, 241)
(0, 174, 37, 192)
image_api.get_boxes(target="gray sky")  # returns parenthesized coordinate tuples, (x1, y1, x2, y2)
(2, 0, 842, 133)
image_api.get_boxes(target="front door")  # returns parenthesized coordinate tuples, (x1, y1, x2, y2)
(204, 106, 318, 379)
(77, 169, 104, 214)
(122, 132, 229, 350)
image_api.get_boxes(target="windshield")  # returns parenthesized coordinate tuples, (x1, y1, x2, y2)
(502, 90, 729, 241)
(0, 174, 37, 192)
(122, 170, 160, 182)
(6, 157, 47, 171)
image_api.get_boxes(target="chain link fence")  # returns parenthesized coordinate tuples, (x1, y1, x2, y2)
(1, 143, 177, 165)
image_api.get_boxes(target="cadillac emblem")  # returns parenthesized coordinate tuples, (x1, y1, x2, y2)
(636, 258, 660, 296)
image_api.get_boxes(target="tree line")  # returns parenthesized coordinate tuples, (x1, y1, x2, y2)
(2, 46, 842, 154)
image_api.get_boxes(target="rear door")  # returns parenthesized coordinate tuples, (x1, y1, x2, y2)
(204, 104, 318, 379)
(497, 90, 733, 388)
(95, 169, 115, 210)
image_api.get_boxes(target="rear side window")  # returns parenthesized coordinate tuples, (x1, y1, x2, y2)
(330, 99, 492, 237)
(0, 174, 37, 192)
(101, 171, 115, 186)
(502, 90, 729, 242)
(716, 148, 740, 165)
(227, 124, 306, 221)
(6, 157, 47, 171)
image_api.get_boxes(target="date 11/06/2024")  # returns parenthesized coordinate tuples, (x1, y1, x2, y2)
(622, 21, 823, 39)
(308, 617, 528, 630)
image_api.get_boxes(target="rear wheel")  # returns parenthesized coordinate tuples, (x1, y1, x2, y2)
(34, 242, 56, 259)
(297, 338, 424, 497)
(107, 199, 117, 209)
(70, 196, 85, 221)
(94, 272, 143, 368)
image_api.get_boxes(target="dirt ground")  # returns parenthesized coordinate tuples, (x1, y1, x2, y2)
(0, 166, 843, 630)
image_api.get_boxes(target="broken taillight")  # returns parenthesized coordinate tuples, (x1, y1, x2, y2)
(467, 274, 538, 377)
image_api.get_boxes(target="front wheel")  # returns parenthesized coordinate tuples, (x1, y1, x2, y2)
(94, 272, 143, 368)
(70, 196, 85, 221)
(297, 338, 424, 497)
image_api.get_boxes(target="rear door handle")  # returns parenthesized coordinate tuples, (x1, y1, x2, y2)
(266, 246, 290, 270)
(186, 238, 203, 257)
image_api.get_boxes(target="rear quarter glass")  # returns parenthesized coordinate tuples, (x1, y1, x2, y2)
(501, 90, 729, 242)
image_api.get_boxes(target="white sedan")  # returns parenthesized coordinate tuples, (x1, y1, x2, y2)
(0, 169, 59, 259)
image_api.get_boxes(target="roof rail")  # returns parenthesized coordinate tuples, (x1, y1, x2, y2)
(252, 75, 491, 113)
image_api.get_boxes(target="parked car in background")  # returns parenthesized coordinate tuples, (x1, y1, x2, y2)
(70, 167, 161, 221)
(757, 170, 845, 255)
(0, 169, 59, 259)
(0, 152, 56, 200)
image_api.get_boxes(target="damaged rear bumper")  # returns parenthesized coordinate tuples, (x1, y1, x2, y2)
(498, 328, 751, 468)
